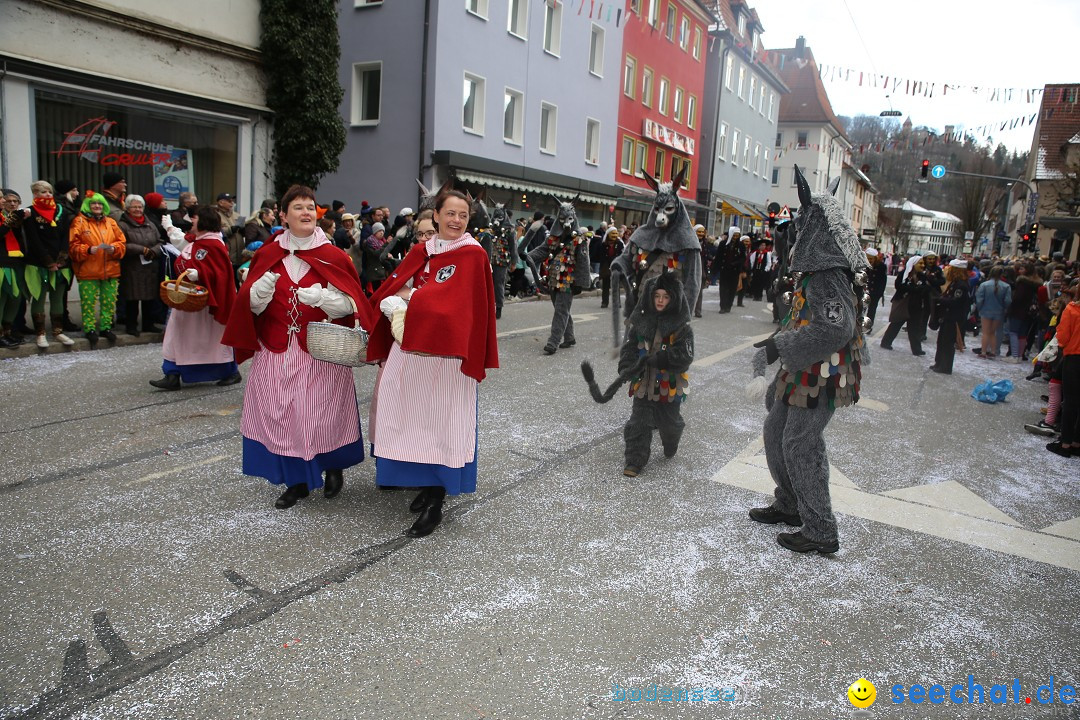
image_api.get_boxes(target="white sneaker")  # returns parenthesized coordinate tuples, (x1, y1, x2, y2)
(35, 334, 50, 349)
(1003, 356, 1019, 364)
(55, 332, 75, 346)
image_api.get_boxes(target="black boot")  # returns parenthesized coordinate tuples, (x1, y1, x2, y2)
(85, 330, 99, 349)
(216, 372, 242, 386)
(101, 329, 117, 344)
(323, 469, 343, 499)
(407, 487, 445, 537)
(495, 307, 502, 320)
(126, 325, 141, 337)
(149, 374, 181, 390)
(275, 484, 310, 509)
(409, 487, 433, 513)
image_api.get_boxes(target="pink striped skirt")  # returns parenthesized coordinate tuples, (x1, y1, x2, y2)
(241, 337, 362, 461)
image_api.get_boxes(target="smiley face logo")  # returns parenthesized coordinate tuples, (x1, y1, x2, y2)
(847, 678, 876, 709)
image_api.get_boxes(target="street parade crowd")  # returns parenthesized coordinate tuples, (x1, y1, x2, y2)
(1, 170, 1077, 551)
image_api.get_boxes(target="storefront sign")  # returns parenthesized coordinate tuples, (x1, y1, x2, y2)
(52, 116, 174, 167)
(642, 119, 695, 156)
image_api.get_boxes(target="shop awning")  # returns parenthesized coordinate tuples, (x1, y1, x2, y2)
(742, 201, 768, 220)
(1038, 215, 1080, 233)
(718, 196, 754, 217)
(455, 169, 615, 206)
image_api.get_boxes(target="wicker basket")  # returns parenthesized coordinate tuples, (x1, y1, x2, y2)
(160, 269, 210, 312)
(306, 319, 369, 367)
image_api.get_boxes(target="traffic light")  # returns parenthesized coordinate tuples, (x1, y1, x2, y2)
(920, 159, 930, 179)
(1030, 222, 1039, 248)
(767, 201, 780, 228)
(1020, 230, 1030, 254)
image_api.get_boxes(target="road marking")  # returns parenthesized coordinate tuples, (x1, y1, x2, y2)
(713, 437, 1080, 571)
(882, 481, 1020, 526)
(123, 454, 230, 487)
(496, 313, 598, 339)
(694, 332, 774, 367)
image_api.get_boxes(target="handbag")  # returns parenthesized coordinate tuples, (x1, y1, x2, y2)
(888, 294, 910, 323)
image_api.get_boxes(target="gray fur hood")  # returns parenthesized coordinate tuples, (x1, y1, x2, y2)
(628, 271, 690, 340)
(789, 166, 869, 275)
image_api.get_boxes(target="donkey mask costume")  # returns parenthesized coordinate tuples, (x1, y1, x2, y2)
(609, 167, 701, 346)
(488, 204, 518, 318)
(528, 197, 590, 354)
(746, 165, 871, 555)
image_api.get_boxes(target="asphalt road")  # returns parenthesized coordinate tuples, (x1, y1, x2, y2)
(1, 289, 1077, 720)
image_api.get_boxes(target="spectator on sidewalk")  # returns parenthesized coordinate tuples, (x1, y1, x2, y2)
(69, 192, 126, 349)
(1046, 278, 1080, 457)
(117, 195, 166, 336)
(21, 181, 75, 348)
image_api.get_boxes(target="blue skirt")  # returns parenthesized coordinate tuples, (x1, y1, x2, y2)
(243, 436, 365, 491)
(163, 359, 238, 383)
(374, 453, 477, 496)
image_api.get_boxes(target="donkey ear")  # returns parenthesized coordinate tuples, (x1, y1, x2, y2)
(642, 171, 660, 192)
(571, 193, 581, 205)
(827, 175, 841, 196)
(794, 165, 813, 209)
(416, 178, 433, 197)
(438, 178, 455, 195)
(550, 193, 563, 208)
(672, 164, 688, 193)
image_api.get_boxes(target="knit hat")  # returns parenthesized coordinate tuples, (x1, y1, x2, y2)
(102, 172, 124, 190)
(2, 188, 19, 200)
(144, 192, 165, 209)
(55, 179, 76, 195)
(332, 200, 345, 211)
(371, 222, 385, 235)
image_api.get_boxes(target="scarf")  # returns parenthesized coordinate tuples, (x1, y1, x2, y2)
(3, 212, 23, 258)
(126, 212, 146, 225)
(32, 198, 58, 226)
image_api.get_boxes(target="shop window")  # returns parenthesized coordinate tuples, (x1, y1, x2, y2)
(34, 89, 237, 208)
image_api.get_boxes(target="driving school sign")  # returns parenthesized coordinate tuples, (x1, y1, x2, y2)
(51, 116, 174, 167)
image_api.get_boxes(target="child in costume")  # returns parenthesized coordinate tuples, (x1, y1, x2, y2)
(746, 165, 870, 555)
(582, 272, 693, 477)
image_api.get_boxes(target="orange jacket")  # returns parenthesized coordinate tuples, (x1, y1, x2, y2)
(1056, 302, 1080, 357)
(69, 214, 126, 281)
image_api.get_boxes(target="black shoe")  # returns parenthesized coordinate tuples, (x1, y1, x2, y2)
(216, 372, 242, 386)
(86, 330, 99, 349)
(543, 344, 557, 355)
(495, 307, 502, 320)
(777, 531, 839, 554)
(409, 488, 434, 513)
(149, 374, 181, 391)
(749, 506, 802, 526)
(0, 335, 18, 349)
(323, 469, 343, 499)
(126, 326, 140, 337)
(143, 324, 164, 334)
(929, 365, 949, 374)
(622, 465, 640, 477)
(1041, 395, 1050, 402)
(912, 350, 926, 356)
(694, 312, 702, 318)
(1024, 421, 1057, 437)
(600, 303, 609, 309)
(275, 484, 310, 509)
(407, 503, 443, 537)
(879, 343, 893, 350)
(663, 444, 678, 458)
(559, 339, 576, 348)
(62, 318, 80, 332)
(101, 329, 117, 344)
(1046, 442, 1073, 458)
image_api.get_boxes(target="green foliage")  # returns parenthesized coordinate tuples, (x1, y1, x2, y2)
(260, 0, 347, 197)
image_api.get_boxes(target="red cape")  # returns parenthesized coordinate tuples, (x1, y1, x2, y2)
(175, 234, 236, 325)
(222, 232, 371, 364)
(367, 240, 499, 382)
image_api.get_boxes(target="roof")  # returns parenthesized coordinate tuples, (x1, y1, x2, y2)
(882, 199, 959, 222)
(766, 41, 848, 141)
(1033, 84, 1080, 180)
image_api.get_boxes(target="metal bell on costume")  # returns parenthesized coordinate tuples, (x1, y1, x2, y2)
(791, 271, 804, 283)
(862, 292, 872, 305)
(781, 291, 793, 305)
(853, 270, 868, 287)
(860, 316, 873, 333)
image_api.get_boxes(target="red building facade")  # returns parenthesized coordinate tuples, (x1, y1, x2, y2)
(616, 0, 712, 197)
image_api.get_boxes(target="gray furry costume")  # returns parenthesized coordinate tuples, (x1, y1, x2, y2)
(747, 166, 871, 554)
(528, 198, 590, 354)
(610, 168, 701, 346)
(583, 272, 694, 475)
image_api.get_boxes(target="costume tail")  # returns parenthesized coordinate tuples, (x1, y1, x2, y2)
(581, 359, 642, 404)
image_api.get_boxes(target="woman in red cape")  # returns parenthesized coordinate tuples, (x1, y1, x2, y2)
(150, 205, 239, 390)
(366, 194, 498, 537)
(222, 185, 372, 510)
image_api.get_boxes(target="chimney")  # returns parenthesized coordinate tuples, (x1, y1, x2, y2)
(795, 36, 806, 58)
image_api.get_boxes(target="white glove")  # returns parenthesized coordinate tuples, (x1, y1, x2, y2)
(88, 245, 99, 255)
(184, 269, 199, 282)
(296, 283, 324, 307)
(238, 267, 249, 284)
(390, 309, 406, 344)
(380, 295, 408, 319)
(251, 271, 279, 299)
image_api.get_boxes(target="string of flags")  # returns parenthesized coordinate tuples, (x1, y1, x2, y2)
(813, 62, 1048, 104)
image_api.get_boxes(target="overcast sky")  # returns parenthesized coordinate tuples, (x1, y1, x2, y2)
(757, 0, 1077, 154)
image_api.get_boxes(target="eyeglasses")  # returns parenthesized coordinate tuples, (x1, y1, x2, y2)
(416, 230, 437, 239)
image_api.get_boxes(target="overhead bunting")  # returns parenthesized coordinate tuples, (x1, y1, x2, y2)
(810, 61, 1051, 105)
